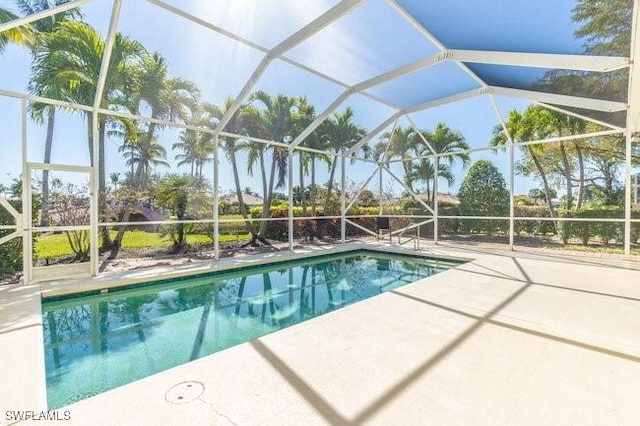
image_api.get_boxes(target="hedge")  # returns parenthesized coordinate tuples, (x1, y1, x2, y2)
(557, 208, 640, 246)
(236, 203, 640, 246)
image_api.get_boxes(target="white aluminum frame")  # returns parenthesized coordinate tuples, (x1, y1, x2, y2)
(25, 162, 94, 282)
(0, 0, 638, 285)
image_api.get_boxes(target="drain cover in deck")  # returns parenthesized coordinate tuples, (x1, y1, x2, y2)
(165, 381, 205, 404)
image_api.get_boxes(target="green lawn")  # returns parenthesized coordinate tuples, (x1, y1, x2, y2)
(36, 229, 251, 259)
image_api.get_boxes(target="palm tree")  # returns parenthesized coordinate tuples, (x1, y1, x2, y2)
(305, 132, 330, 216)
(491, 106, 557, 222)
(537, 109, 587, 209)
(290, 97, 315, 215)
(249, 91, 297, 239)
(0, 8, 33, 54)
(320, 107, 367, 214)
(109, 172, 120, 190)
(119, 128, 169, 189)
(377, 126, 421, 191)
(204, 98, 264, 244)
(412, 122, 470, 204)
(155, 174, 202, 250)
(17, 0, 81, 226)
(173, 126, 200, 176)
(31, 21, 145, 247)
(409, 159, 455, 204)
(135, 52, 199, 181)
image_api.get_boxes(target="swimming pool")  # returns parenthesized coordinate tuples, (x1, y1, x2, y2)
(42, 249, 460, 409)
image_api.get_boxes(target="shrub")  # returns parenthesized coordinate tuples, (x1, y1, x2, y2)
(558, 207, 626, 246)
(458, 160, 509, 234)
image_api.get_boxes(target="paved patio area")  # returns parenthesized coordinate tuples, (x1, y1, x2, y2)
(1, 243, 639, 425)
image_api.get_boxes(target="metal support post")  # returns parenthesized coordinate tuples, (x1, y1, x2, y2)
(434, 156, 439, 244)
(288, 148, 294, 251)
(341, 156, 346, 243)
(21, 100, 32, 285)
(213, 136, 220, 260)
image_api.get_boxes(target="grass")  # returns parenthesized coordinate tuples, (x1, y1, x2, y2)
(36, 229, 251, 259)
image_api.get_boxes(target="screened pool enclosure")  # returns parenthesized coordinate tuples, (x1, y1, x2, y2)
(0, 0, 639, 284)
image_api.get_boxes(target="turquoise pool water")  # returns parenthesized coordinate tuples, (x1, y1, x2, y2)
(42, 250, 459, 409)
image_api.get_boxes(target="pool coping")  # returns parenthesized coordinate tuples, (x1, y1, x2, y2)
(38, 242, 473, 299)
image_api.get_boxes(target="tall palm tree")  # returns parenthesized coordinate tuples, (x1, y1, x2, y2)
(320, 107, 367, 214)
(305, 132, 330, 216)
(491, 106, 557, 221)
(409, 158, 455, 204)
(119, 128, 169, 189)
(135, 52, 199, 181)
(204, 98, 264, 244)
(249, 91, 297, 238)
(20, 0, 82, 226)
(290, 96, 315, 215)
(31, 21, 145, 247)
(377, 126, 420, 191)
(173, 126, 200, 176)
(537, 109, 587, 209)
(413, 122, 470, 204)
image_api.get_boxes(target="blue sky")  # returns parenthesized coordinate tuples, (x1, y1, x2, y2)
(0, 0, 586, 197)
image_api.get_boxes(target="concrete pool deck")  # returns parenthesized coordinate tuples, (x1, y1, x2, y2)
(1, 242, 640, 425)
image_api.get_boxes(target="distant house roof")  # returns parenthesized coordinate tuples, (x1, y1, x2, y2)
(220, 194, 264, 206)
(415, 193, 460, 205)
(132, 206, 167, 222)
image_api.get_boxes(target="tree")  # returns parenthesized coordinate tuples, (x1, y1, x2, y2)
(135, 52, 199, 183)
(249, 91, 297, 238)
(533, 0, 631, 127)
(31, 21, 145, 248)
(536, 109, 587, 210)
(119, 127, 169, 188)
(0, 8, 33, 54)
(18, 0, 81, 226)
(376, 126, 420, 190)
(48, 180, 90, 259)
(529, 188, 557, 205)
(155, 174, 202, 250)
(204, 98, 263, 244)
(458, 160, 509, 232)
(410, 158, 455, 204)
(291, 97, 315, 215)
(491, 106, 558, 223)
(573, 0, 632, 56)
(320, 107, 367, 214)
(411, 122, 469, 204)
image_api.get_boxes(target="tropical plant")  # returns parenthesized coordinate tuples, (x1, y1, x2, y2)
(16, 0, 81, 226)
(376, 126, 420, 190)
(119, 127, 169, 189)
(291, 96, 315, 215)
(0, 8, 33, 54)
(135, 51, 200, 182)
(411, 122, 470, 204)
(48, 180, 90, 259)
(155, 174, 203, 250)
(319, 107, 367, 214)
(491, 106, 558, 222)
(249, 91, 298, 238)
(31, 21, 145, 247)
(204, 98, 264, 244)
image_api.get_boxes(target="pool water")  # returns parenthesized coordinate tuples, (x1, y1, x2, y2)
(42, 250, 459, 409)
